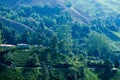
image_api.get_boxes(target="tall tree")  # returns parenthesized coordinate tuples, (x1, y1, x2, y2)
(57, 24, 72, 55)
(50, 36, 58, 53)
(32, 53, 40, 66)
(0, 31, 2, 44)
(87, 31, 111, 58)
(114, 59, 119, 68)
(0, 22, 3, 44)
(20, 30, 30, 44)
(43, 64, 49, 80)
(0, 22, 4, 52)
(104, 59, 113, 70)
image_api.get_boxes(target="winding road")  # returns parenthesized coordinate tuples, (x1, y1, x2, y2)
(0, 63, 42, 69)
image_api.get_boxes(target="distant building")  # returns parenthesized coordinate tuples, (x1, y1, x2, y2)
(0, 44, 15, 48)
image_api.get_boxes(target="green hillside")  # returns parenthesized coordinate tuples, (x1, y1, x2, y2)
(0, 0, 120, 80)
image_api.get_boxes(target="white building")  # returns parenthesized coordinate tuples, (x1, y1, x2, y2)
(0, 44, 15, 48)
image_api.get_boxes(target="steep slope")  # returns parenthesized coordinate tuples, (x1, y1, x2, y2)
(72, 0, 120, 18)
(68, 7, 91, 25)
(1, 0, 120, 17)
(0, 0, 91, 25)
(0, 16, 36, 34)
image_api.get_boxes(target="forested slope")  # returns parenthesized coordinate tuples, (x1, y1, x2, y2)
(0, 0, 120, 80)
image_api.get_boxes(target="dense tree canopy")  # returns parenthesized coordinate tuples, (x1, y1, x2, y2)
(0, 1, 120, 80)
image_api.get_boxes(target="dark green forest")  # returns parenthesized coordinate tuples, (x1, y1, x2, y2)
(0, 0, 120, 80)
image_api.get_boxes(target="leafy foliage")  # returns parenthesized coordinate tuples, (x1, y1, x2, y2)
(0, 1, 120, 80)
